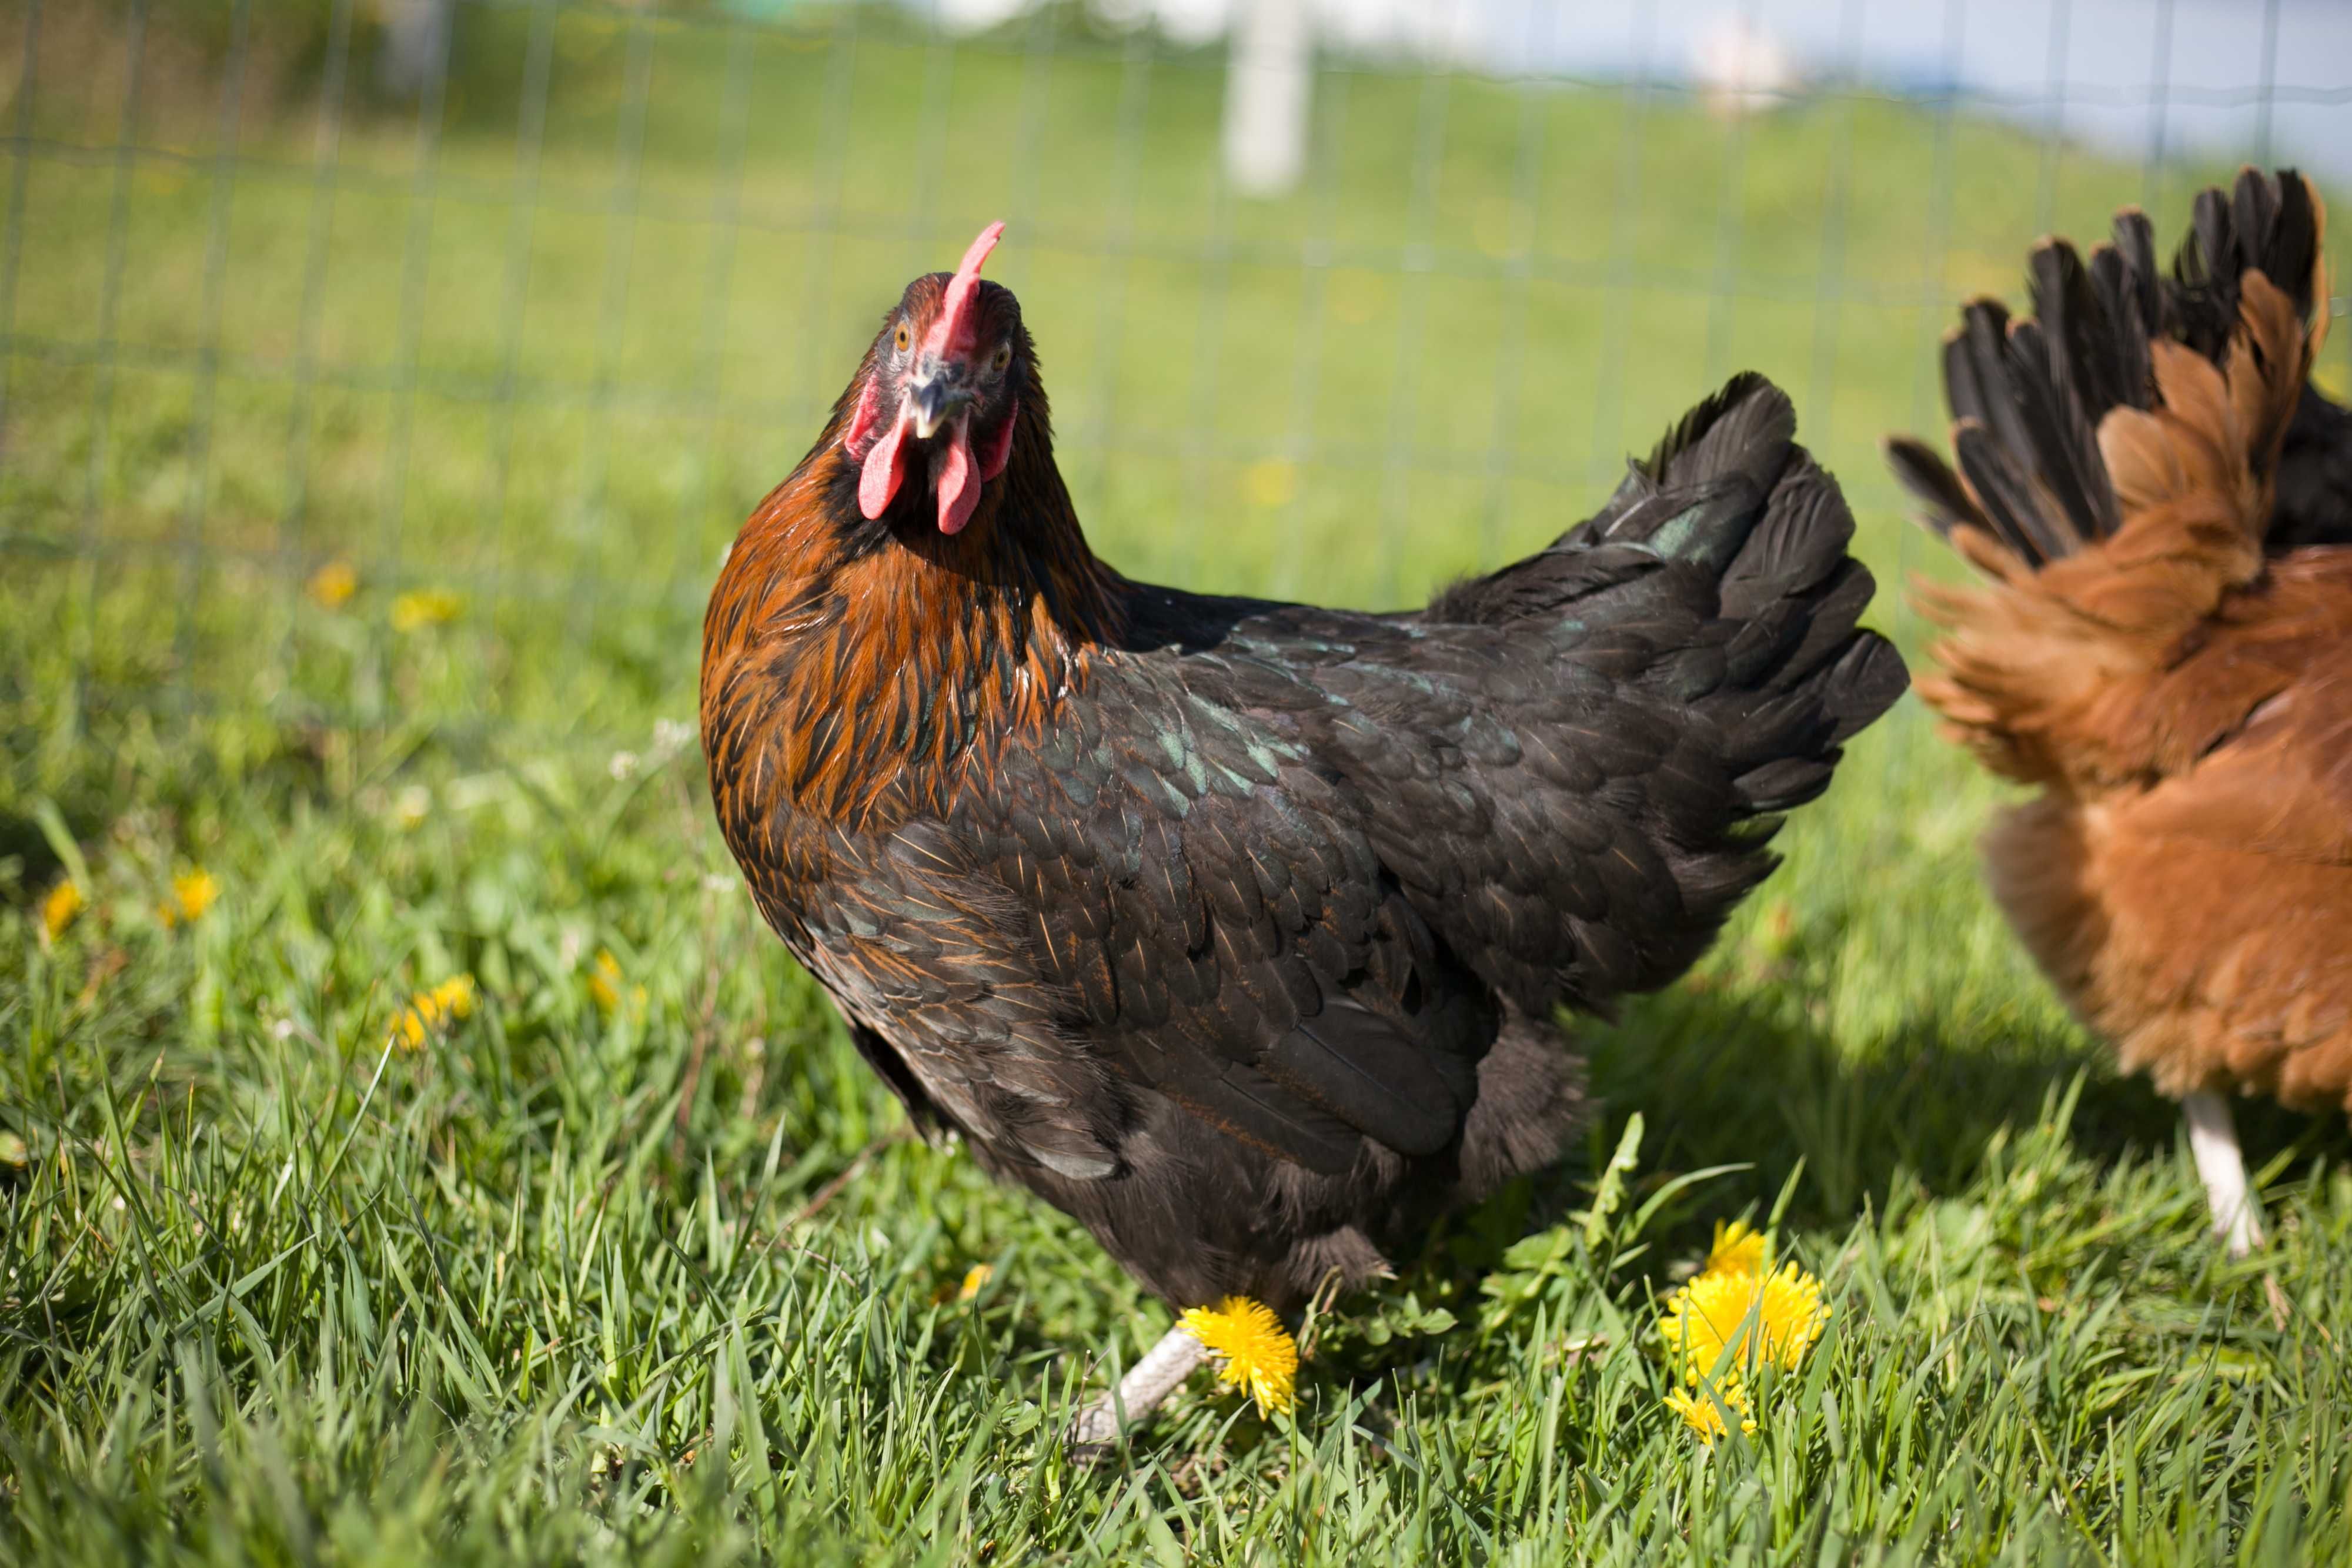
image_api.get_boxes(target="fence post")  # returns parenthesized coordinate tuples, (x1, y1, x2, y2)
(1223, 0, 1310, 198)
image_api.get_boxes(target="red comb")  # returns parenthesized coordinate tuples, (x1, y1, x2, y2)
(925, 220, 1005, 361)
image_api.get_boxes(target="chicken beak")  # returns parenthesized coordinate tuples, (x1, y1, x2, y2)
(908, 372, 977, 443)
(858, 365, 993, 530)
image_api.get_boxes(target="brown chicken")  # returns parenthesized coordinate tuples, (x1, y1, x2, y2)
(704, 222, 1905, 1446)
(1888, 168, 2352, 1256)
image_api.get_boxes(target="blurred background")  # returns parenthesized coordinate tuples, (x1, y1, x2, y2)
(2, 0, 2347, 785)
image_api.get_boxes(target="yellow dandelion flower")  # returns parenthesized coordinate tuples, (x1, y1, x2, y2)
(1659, 1260, 1830, 1387)
(587, 950, 647, 1016)
(589, 949, 623, 1013)
(1240, 457, 1298, 510)
(1703, 1219, 1768, 1279)
(307, 560, 358, 609)
(159, 870, 219, 928)
(392, 785, 431, 831)
(391, 974, 477, 1051)
(1180, 1296, 1298, 1419)
(39, 878, 83, 942)
(1665, 1382, 1756, 1447)
(929, 1263, 995, 1305)
(390, 589, 462, 631)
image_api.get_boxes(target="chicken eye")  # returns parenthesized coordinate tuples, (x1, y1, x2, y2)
(893, 322, 911, 354)
(991, 343, 1012, 373)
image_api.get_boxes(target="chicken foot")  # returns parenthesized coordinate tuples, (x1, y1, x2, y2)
(1067, 1323, 1207, 1459)
(2183, 1089, 2265, 1258)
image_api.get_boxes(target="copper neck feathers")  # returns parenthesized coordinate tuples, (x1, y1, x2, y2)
(701, 344, 1124, 840)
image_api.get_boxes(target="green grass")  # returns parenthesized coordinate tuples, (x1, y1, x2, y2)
(6, 3, 2352, 1562)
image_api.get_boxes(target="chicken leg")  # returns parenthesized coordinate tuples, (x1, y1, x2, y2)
(1067, 1324, 1206, 1459)
(2183, 1088, 2264, 1258)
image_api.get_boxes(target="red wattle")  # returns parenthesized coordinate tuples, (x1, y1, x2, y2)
(858, 414, 908, 520)
(934, 415, 979, 535)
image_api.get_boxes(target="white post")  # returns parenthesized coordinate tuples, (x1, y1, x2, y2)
(376, 0, 453, 99)
(1224, 0, 1312, 198)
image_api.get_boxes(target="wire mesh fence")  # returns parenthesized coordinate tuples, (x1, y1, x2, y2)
(3, 0, 2347, 759)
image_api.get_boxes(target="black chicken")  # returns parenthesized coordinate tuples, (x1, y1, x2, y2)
(701, 223, 1907, 1446)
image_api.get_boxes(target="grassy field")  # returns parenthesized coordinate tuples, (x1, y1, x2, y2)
(6, 4, 2352, 1562)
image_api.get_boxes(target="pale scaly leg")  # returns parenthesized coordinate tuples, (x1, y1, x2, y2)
(1067, 1324, 1206, 1459)
(2183, 1088, 2264, 1259)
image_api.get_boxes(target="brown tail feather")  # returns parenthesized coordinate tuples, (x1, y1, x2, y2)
(1892, 171, 2329, 791)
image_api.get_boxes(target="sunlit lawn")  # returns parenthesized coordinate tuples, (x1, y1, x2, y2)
(5, 5, 2351, 1562)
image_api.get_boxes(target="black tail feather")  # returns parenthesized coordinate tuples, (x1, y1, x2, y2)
(1637, 368, 1793, 498)
(1449, 373, 1905, 820)
(1884, 434, 1986, 540)
(2087, 229, 2157, 409)
(2031, 239, 2121, 434)
(2172, 168, 2322, 360)
(1641, 377, 1907, 812)
(2006, 316, 2114, 544)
